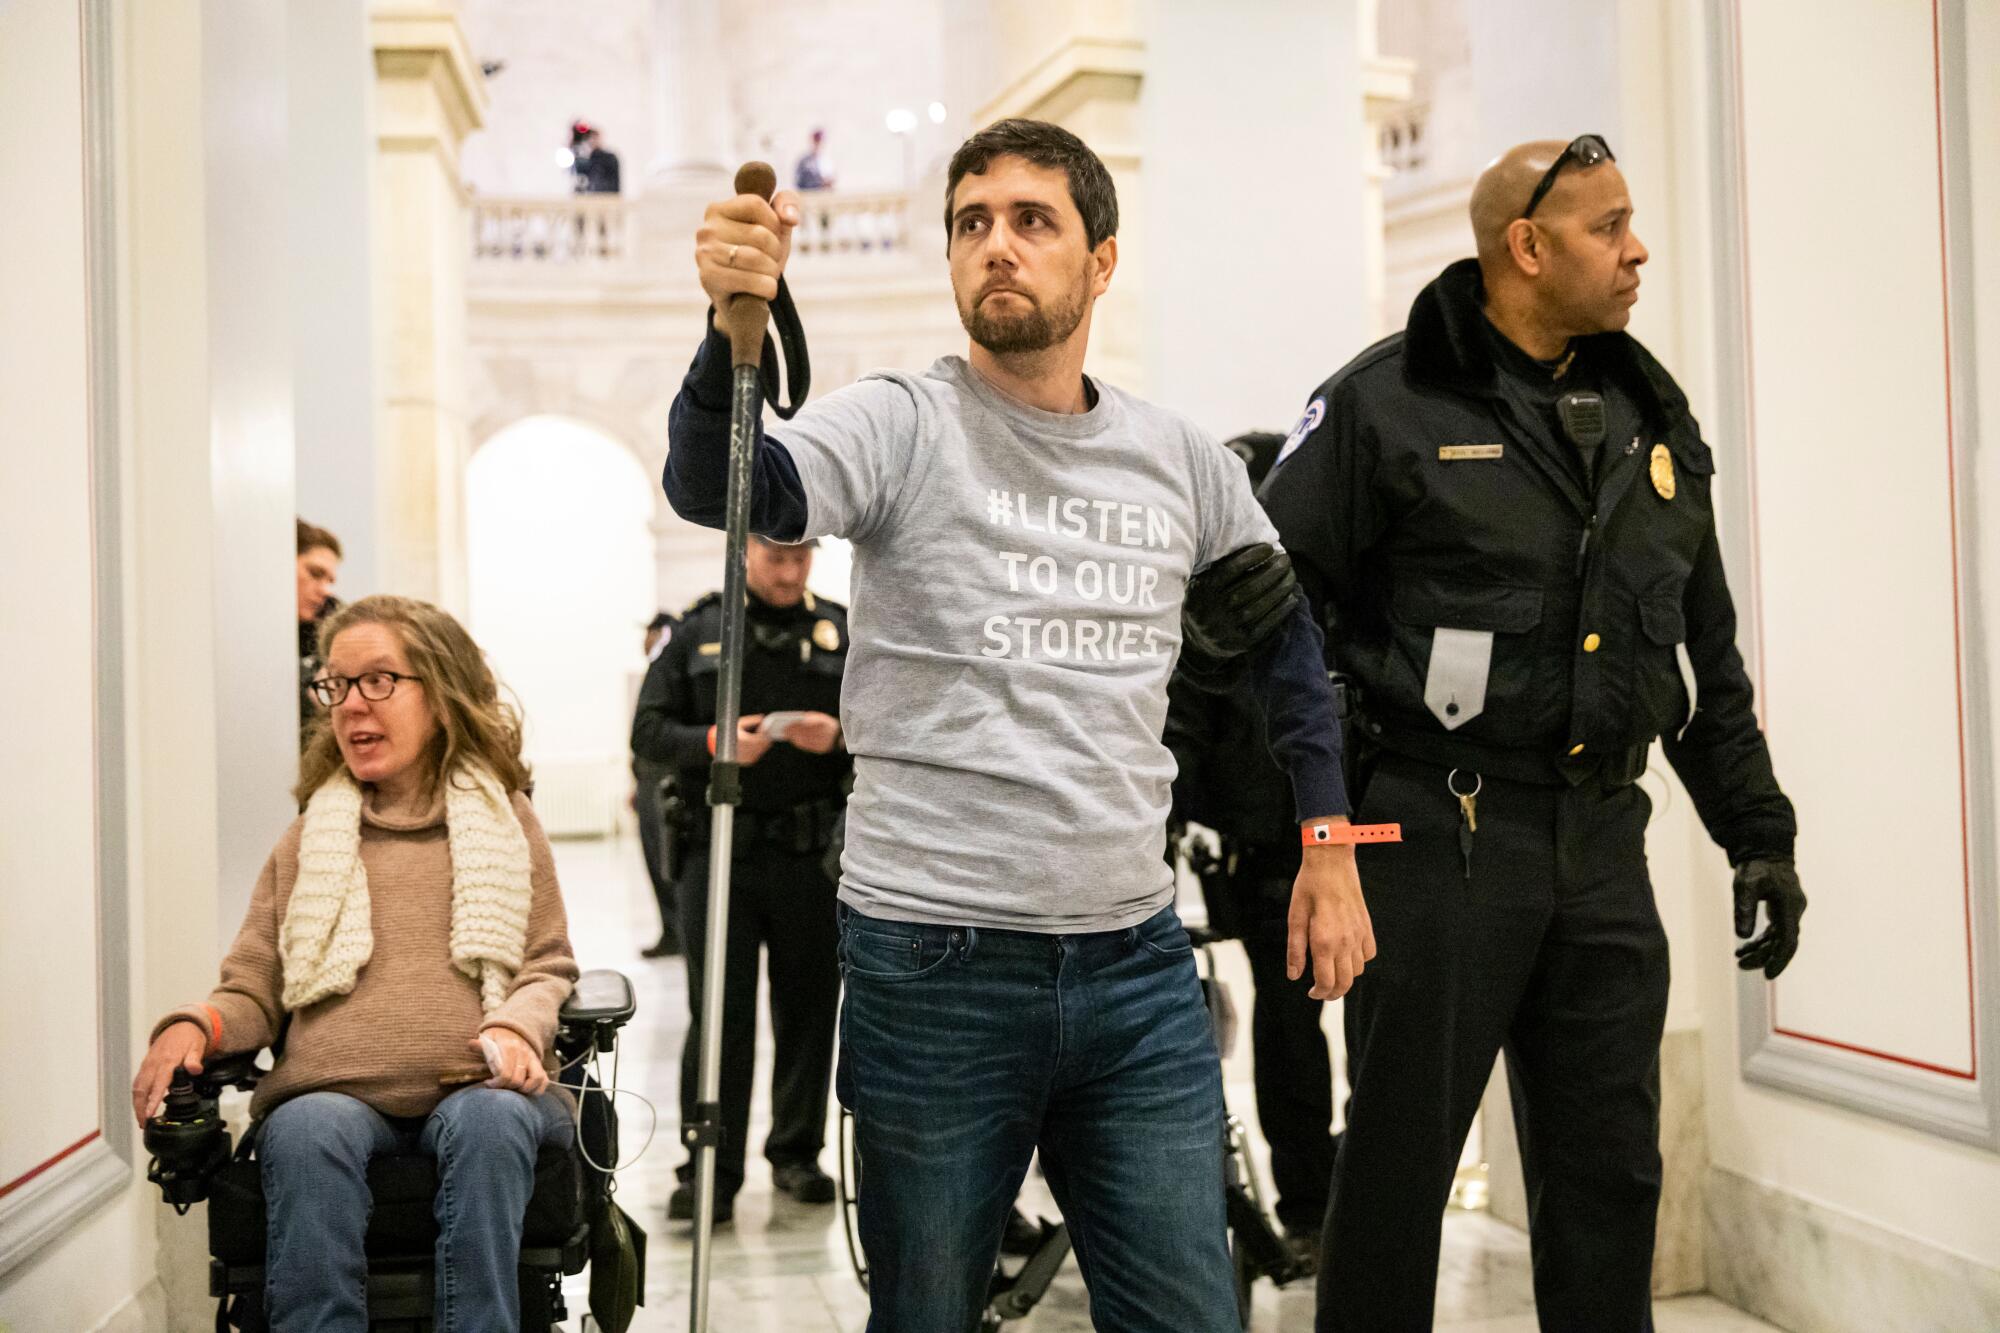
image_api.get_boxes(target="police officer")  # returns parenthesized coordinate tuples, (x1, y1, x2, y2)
(633, 612, 683, 957)
(1260, 138, 1808, 1331)
(632, 534, 850, 1221)
(1166, 432, 1338, 1261)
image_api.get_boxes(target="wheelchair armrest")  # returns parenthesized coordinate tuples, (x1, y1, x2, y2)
(562, 970, 636, 1027)
(195, 1049, 268, 1098)
(557, 969, 636, 1058)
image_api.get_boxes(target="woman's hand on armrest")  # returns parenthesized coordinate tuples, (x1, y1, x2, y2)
(473, 1028, 549, 1097)
(132, 1021, 207, 1127)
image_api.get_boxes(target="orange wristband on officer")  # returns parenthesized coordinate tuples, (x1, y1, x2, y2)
(1302, 821, 1402, 848)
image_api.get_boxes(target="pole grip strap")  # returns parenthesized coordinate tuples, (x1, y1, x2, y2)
(759, 277, 810, 419)
(707, 761, 742, 809)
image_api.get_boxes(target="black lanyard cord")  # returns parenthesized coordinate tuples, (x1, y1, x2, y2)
(760, 277, 810, 420)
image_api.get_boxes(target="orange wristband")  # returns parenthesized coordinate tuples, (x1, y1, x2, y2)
(200, 1003, 223, 1053)
(1302, 821, 1402, 847)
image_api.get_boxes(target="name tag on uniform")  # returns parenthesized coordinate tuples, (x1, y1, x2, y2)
(1438, 443, 1505, 462)
(697, 642, 721, 656)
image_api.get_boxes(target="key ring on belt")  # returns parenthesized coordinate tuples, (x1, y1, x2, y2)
(1447, 769, 1482, 801)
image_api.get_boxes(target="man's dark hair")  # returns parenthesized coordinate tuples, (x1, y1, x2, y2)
(296, 517, 343, 560)
(944, 119, 1119, 251)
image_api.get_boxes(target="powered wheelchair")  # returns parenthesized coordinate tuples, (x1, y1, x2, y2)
(143, 969, 644, 1332)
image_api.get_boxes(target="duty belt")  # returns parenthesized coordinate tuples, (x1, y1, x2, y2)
(1360, 720, 1649, 789)
(692, 796, 842, 854)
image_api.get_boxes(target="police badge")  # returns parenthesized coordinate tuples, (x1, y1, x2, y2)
(813, 619, 841, 651)
(1649, 443, 1676, 500)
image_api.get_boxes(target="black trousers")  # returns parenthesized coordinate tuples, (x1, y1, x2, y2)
(1318, 751, 1668, 1333)
(1232, 872, 1340, 1235)
(675, 841, 841, 1197)
(633, 760, 678, 941)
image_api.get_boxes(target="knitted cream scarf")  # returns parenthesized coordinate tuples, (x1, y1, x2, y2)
(280, 763, 533, 1014)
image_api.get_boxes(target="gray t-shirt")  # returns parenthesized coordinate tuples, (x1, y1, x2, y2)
(776, 357, 1278, 932)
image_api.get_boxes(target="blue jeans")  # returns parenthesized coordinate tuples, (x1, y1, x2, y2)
(258, 1087, 574, 1333)
(837, 903, 1239, 1333)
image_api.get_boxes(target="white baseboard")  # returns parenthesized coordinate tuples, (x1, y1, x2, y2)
(1706, 1167, 2000, 1332)
(86, 1279, 164, 1333)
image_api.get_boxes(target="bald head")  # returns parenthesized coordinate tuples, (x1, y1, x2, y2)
(1470, 140, 1572, 261)
(1469, 137, 1649, 353)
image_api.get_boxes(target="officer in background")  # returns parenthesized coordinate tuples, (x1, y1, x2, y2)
(569, 120, 621, 194)
(632, 534, 850, 1222)
(295, 518, 343, 740)
(1261, 138, 1807, 1331)
(1165, 431, 1337, 1263)
(633, 612, 683, 958)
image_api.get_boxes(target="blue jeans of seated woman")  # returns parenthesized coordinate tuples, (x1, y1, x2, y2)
(837, 903, 1239, 1333)
(258, 1086, 574, 1333)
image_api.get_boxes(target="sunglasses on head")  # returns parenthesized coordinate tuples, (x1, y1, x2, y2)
(1522, 134, 1615, 219)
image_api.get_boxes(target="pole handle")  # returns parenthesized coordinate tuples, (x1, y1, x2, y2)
(721, 161, 778, 367)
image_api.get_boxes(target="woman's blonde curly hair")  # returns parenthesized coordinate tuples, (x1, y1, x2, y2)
(297, 595, 531, 803)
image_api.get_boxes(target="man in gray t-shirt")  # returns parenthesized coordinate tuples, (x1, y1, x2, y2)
(667, 119, 1374, 1331)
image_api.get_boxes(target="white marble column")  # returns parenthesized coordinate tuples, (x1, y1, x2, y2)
(292, 0, 381, 595)
(369, 2, 487, 612)
(646, 0, 730, 186)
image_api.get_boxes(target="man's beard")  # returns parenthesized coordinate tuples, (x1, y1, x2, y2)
(959, 269, 1089, 356)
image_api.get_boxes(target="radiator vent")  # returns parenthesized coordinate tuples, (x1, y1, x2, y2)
(528, 758, 620, 839)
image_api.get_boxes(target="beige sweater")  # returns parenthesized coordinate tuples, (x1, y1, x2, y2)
(155, 788, 580, 1118)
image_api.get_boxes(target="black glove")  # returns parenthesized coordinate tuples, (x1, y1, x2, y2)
(1183, 542, 1299, 660)
(1732, 856, 1806, 978)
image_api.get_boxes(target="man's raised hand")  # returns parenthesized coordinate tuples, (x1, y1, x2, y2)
(696, 189, 802, 313)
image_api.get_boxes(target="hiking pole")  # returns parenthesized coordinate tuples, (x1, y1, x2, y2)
(687, 159, 779, 1333)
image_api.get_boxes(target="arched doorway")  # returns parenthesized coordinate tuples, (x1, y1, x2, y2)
(467, 416, 657, 836)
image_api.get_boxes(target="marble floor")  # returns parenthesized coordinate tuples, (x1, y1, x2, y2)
(549, 834, 1784, 1333)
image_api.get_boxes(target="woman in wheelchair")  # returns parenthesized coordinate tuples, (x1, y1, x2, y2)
(131, 594, 581, 1332)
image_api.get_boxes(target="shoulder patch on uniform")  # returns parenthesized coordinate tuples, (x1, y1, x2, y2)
(1272, 396, 1326, 471)
(683, 591, 722, 616)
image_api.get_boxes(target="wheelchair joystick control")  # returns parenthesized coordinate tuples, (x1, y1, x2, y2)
(144, 1069, 232, 1214)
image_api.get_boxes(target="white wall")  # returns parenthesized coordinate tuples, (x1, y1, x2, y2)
(202, 0, 303, 938)
(1139, 0, 1369, 441)
(291, 0, 381, 596)
(0, 0, 117, 1273)
(458, 0, 961, 197)
(459, 0, 656, 196)
(1689, 0, 2000, 1286)
(718, 0, 960, 191)
(0, 2, 331, 1327)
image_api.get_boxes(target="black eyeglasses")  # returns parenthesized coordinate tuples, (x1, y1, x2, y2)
(1522, 134, 1615, 219)
(310, 671, 422, 708)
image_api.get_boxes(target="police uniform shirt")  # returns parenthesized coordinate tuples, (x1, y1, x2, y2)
(1478, 317, 1631, 491)
(1260, 258, 1795, 865)
(630, 589, 851, 814)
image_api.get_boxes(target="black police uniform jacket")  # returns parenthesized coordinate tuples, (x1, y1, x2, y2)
(630, 588, 851, 814)
(1260, 258, 1794, 866)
